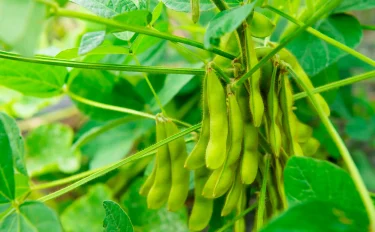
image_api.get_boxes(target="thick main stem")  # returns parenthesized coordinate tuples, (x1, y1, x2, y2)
(234, 0, 343, 88)
(288, 67, 375, 231)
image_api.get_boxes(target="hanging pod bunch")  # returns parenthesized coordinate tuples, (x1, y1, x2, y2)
(140, 114, 189, 211)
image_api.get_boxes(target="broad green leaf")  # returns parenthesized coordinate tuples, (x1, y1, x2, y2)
(335, 0, 375, 13)
(61, 184, 113, 232)
(161, 0, 242, 12)
(204, 3, 256, 48)
(78, 31, 106, 55)
(352, 150, 375, 190)
(149, 72, 198, 112)
(14, 174, 29, 199)
(103, 200, 133, 232)
(261, 201, 369, 232)
(0, 201, 63, 232)
(0, 0, 46, 55)
(68, 70, 144, 121)
(0, 113, 16, 201)
(71, 0, 147, 18)
(284, 157, 365, 213)
(25, 123, 80, 175)
(7, 96, 59, 119)
(56, 45, 130, 59)
(0, 112, 27, 176)
(287, 14, 362, 77)
(121, 178, 189, 232)
(112, 10, 152, 41)
(0, 59, 67, 97)
(78, 119, 153, 169)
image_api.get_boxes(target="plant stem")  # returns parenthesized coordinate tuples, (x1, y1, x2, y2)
(0, 51, 205, 75)
(52, 9, 236, 60)
(133, 56, 166, 115)
(293, 70, 375, 100)
(265, 5, 375, 67)
(67, 91, 156, 119)
(216, 201, 258, 232)
(210, 62, 231, 83)
(31, 167, 106, 190)
(288, 67, 375, 231)
(361, 24, 375, 31)
(67, 91, 192, 127)
(38, 123, 201, 202)
(17, 106, 78, 131)
(256, 154, 271, 231)
(233, 0, 342, 88)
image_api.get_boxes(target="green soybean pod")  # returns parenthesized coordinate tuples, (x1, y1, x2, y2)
(241, 123, 259, 184)
(202, 163, 235, 198)
(227, 86, 244, 165)
(206, 68, 228, 169)
(279, 73, 297, 155)
(164, 119, 190, 211)
(189, 167, 213, 231)
(147, 115, 171, 209)
(250, 12, 275, 38)
(185, 74, 210, 170)
(191, 0, 200, 24)
(267, 63, 282, 157)
(234, 186, 246, 232)
(301, 137, 320, 156)
(221, 170, 242, 216)
(296, 119, 313, 143)
(139, 159, 157, 196)
(245, 25, 264, 127)
(278, 48, 330, 116)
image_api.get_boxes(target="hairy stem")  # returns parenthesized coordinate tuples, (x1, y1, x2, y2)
(234, 0, 342, 88)
(256, 154, 271, 230)
(288, 67, 375, 230)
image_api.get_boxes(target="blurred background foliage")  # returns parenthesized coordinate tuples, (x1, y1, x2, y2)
(0, 0, 374, 231)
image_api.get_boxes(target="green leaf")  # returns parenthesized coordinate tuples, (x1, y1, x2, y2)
(149, 72, 198, 112)
(261, 201, 369, 232)
(0, 201, 63, 232)
(68, 70, 144, 121)
(345, 117, 375, 141)
(103, 200, 133, 232)
(71, 0, 147, 18)
(112, 10, 152, 41)
(335, 0, 375, 13)
(161, 0, 242, 12)
(284, 157, 365, 213)
(56, 45, 130, 59)
(0, 113, 16, 201)
(25, 123, 80, 175)
(61, 184, 113, 232)
(287, 14, 362, 77)
(14, 174, 29, 199)
(121, 178, 189, 232)
(204, 3, 256, 48)
(0, 0, 46, 55)
(0, 112, 27, 176)
(0, 59, 67, 97)
(78, 119, 153, 169)
(78, 31, 106, 55)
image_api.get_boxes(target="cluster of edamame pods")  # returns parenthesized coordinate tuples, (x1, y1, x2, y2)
(139, 16, 329, 232)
